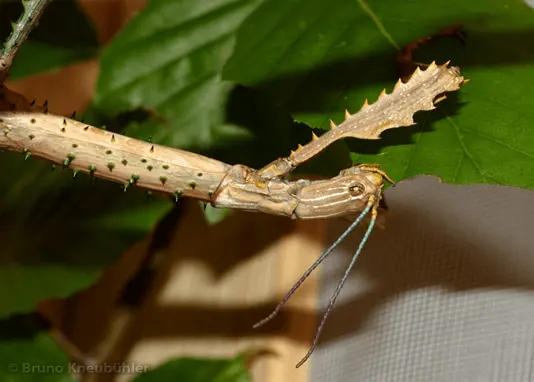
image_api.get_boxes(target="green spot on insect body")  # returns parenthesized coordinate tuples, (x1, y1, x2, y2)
(107, 162, 115, 171)
(189, 181, 196, 190)
(130, 174, 140, 185)
(22, 148, 31, 160)
(162, 164, 169, 170)
(88, 165, 97, 181)
(67, 153, 76, 161)
(106, 150, 112, 155)
(62, 159, 70, 168)
(121, 159, 128, 165)
(147, 165, 153, 171)
(174, 189, 184, 203)
(72, 144, 78, 148)
(30, 118, 36, 124)
(159, 176, 167, 185)
(141, 159, 147, 163)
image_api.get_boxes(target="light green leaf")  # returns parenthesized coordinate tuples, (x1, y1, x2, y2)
(0, 0, 99, 80)
(132, 355, 250, 382)
(202, 202, 233, 225)
(223, 0, 534, 188)
(94, 0, 264, 151)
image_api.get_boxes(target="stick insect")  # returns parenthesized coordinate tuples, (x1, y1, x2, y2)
(0, 61, 465, 367)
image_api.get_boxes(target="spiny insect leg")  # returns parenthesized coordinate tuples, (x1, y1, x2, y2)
(252, 197, 375, 332)
(295, 199, 379, 368)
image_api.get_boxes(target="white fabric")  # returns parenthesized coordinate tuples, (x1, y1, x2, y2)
(312, 176, 534, 382)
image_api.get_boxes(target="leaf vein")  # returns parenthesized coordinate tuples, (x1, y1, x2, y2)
(104, 33, 234, 102)
(460, 127, 534, 161)
(355, 0, 400, 50)
(441, 110, 488, 182)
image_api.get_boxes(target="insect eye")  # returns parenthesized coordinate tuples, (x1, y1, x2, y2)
(348, 183, 365, 196)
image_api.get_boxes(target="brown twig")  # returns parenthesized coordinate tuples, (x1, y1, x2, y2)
(0, 0, 51, 84)
(396, 24, 466, 82)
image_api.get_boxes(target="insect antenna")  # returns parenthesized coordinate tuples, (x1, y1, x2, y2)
(252, 195, 377, 336)
(295, 198, 379, 368)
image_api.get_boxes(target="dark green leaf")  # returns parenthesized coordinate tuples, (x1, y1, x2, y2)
(0, 313, 76, 382)
(132, 355, 250, 382)
(0, 0, 99, 80)
(0, 151, 173, 318)
(223, 0, 534, 188)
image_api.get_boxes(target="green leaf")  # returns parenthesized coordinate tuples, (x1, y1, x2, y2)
(94, 0, 264, 151)
(223, 0, 534, 189)
(201, 202, 233, 225)
(0, 152, 173, 319)
(0, 313, 76, 382)
(0, 0, 99, 80)
(132, 355, 250, 382)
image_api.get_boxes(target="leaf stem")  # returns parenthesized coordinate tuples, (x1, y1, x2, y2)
(0, 0, 51, 83)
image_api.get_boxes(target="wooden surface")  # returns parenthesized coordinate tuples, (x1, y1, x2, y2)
(7, 1, 327, 381)
(66, 202, 325, 382)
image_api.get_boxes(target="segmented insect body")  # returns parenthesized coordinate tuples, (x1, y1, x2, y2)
(0, 61, 466, 368)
